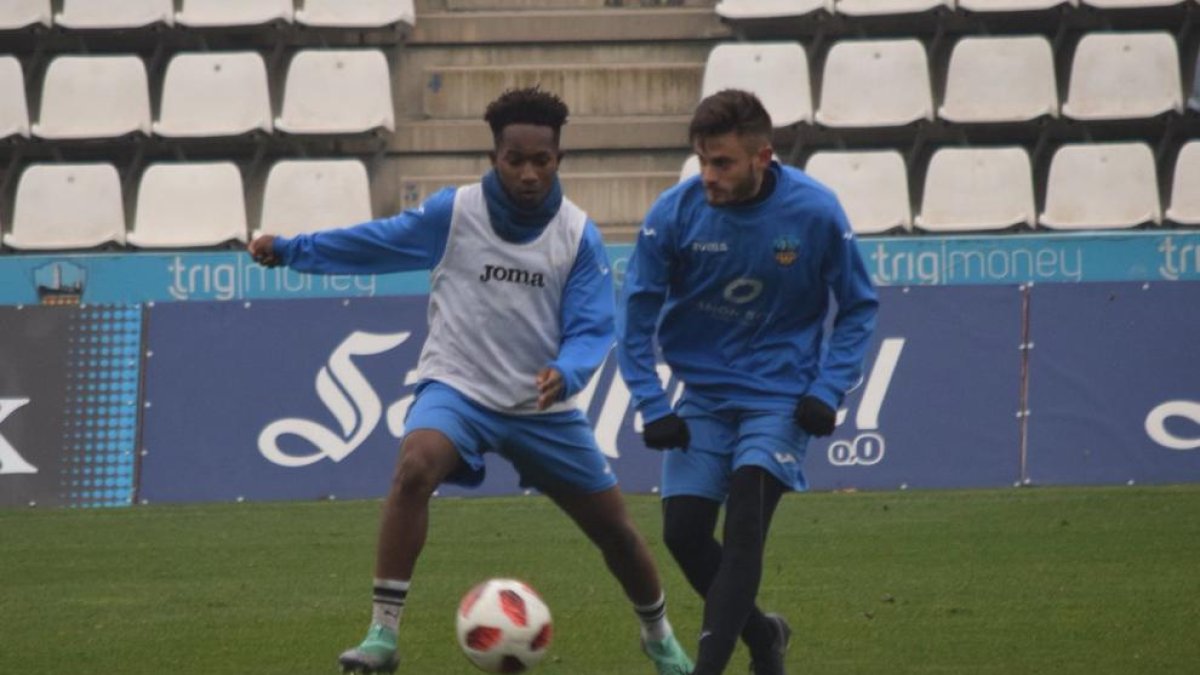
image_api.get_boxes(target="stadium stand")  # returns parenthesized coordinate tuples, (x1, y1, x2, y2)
(0, 0, 1196, 248)
(1166, 141, 1200, 226)
(31, 55, 152, 140)
(0, 56, 30, 140)
(154, 52, 274, 138)
(939, 36, 1058, 123)
(804, 150, 912, 234)
(1039, 142, 1162, 230)
(128, 162, 248, 248)
(701, 42, 812, 127)
(258, 159, 373, 238)
(174, 0, 294, 28)
(1060, 32, 1183, 121)
(0, 0, 51, 30)
(275, 50, 395, 135)
(5, 163, 125, 250)
(55, 0, 173, 30)
(915, 147, 1036, 233)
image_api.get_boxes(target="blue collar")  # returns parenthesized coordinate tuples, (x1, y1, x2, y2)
(482, 170, 563, 244)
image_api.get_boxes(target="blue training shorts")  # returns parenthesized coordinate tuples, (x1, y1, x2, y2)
(661, 394, 809, 501)
(403, 381, 617, 495)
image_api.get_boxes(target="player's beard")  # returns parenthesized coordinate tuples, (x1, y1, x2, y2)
(705, 166, 761, 206)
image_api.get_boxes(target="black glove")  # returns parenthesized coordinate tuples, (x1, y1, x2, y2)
(794, 396, 836, 437)
(643, 414, 690, 451)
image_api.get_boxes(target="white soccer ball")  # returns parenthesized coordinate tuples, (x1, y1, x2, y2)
(456, 578, 553, 673)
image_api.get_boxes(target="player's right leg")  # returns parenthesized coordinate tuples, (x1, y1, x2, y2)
(341, 383, 496, 674)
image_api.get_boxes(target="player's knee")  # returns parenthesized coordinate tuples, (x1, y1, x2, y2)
(392, 446, 445, 499)
(662, 517, 705, 560)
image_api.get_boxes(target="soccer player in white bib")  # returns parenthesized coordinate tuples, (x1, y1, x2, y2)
(248, 87, 693, 675)
(617, 90, 879, 675)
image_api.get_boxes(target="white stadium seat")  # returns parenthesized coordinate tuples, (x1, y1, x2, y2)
(275, 50, 395, 135)
(915, 147, 1036, 232)
(0, 56, 30, 140)
(5, 164, 126, 250)
(128, 163, 248, 248)
(940, 36, 1058, 123)
(715, 0, 832, 18)
(805, 150, 911, 234)
(295, 0, 416, 28)
(1062, 32, 1183, 121)
(702, 43, 812, 127)
(815, 39, 933, 128)
(958, 0, 1077, 10)
(1082, 0, 1184, 7)
(259, 160, 373, 237)
(1166, 141, 1200, 225)
(175, 0, 293, 27)
(0, 0, 51, 29)
(680, 155, 700, 182)
(56, 0, 172, 29)
(836, 0, 951, 15)
(32, 55, 151, 140)
(154, 52, 273, 138)
(1040, 143, 1161, 230)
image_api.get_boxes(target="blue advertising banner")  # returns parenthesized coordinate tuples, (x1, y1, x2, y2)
(137, 298, 665, 503)
(0, 305, 141, 508)
(802, 286, 1025, 491)
(3, 230, 1199, 306)
(1025, 282, 1200, 486)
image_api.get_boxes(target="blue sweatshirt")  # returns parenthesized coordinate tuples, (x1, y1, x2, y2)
(272, 184, 615, 402)
(617, 162, 879, 422)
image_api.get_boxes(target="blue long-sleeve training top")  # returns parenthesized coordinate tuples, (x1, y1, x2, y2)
(617, 162, 879, 422)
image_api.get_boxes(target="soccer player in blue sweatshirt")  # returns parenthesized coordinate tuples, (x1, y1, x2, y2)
(249, 87, 692, 675)
(618, 90, 879, 675)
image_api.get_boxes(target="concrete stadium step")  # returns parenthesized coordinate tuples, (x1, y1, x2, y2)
(410, 7, 728, 44)
(389, 115, 692, 153)
(392, 170, 680, 237)
(423, 63, 703, 118)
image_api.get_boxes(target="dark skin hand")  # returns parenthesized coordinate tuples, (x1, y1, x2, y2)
(247, 235, 281, 267)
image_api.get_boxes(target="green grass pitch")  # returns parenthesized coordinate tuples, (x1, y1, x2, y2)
(3, 486, 1199, 674)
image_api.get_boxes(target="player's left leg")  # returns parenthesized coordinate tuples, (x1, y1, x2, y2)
(690, 466, 787, 675)
(505, 410, 693, 675)
(547, 485, 693, 675)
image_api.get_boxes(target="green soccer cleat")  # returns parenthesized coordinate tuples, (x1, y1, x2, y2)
(642, 633, 695, 675)
(749, 613, 792, 675)
(338, 624, 400, 674)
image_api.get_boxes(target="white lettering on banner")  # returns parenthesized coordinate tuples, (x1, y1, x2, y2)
(0, 398, 37, 475)
(168, 256, 377, 301)
(869, 243, 1083, 285)
(1144, 400, 1200, 451)
(828, 338, 904, 467)
(1158, 237, 1200, 281)
(259, 332, 411, 467)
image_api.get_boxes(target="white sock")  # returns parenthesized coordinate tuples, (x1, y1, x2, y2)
(371, 578, 410, 634)
(634, 593, 673, 642)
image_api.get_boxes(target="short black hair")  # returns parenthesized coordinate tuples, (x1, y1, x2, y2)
(688, 89, 773, 144)
(483, 86, 570, 146)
